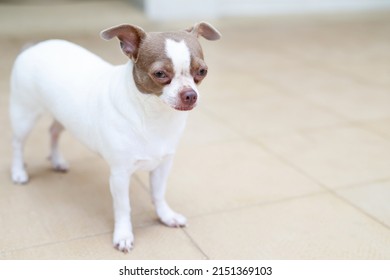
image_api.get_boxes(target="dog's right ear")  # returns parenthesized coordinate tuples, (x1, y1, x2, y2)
(100, 24, 146, 61)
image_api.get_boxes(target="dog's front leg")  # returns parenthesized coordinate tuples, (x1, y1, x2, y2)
(150, 155, 187, 227)
(109, 168, 134, 252)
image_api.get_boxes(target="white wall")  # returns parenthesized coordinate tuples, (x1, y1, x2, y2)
(143, 0, 390, 20)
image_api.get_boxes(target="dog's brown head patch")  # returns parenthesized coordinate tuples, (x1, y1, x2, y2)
(101, 22, 221, 110)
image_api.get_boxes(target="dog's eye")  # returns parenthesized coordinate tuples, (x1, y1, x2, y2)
(154, 71, 167, 79)
(194, 67, 208, 84)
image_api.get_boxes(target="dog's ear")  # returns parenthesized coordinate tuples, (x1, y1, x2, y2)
(100, 24, 146, 61)
(186, 22, 221, 41)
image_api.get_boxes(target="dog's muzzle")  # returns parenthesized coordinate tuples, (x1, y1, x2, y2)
(175, 88, 197, 111)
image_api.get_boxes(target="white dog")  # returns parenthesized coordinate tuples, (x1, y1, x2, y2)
(10, 22, 221, 252)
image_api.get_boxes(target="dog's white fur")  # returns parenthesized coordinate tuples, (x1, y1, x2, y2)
(10, 23, 220, 252)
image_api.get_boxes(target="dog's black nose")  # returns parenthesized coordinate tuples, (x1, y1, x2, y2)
(180, 89, 197, 106)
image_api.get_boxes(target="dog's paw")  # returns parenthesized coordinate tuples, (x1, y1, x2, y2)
(11, 168, 29, 184)
(52, 161, 69, 172)
(113, 229, 134, 253)
(159, 210, 187, 228)
(49, 156, 69, 172)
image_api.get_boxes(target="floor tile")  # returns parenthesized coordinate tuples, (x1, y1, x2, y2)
(0, 1, 147, 38)
(185, 193, 390, 259)
(336, 180, 390, 228)
(212, 41, 390, 122)
(0, 160, 156, 253)
(179, 109, 242, 147)
(260, 126, 390, 188)
(299, 78, 390, 121)
(287, 68, 389, 122)
(363, 118, 390, 140)
(1, 1, 390, 260)
(202, 83, 345, 137)
(1, 226, 205, 260)
(271, 20, 390, 87)
(137, 140, 323, 218)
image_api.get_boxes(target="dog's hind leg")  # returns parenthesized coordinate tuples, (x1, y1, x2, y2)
(10, 102, 40, 184)
(49, 120, 69, 172)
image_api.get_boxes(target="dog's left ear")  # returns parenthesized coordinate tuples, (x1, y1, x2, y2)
(186, 22, 221, 41)
(100, 24, 146, 61)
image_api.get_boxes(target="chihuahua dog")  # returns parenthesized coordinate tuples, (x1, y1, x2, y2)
(10, 22, 221, 252)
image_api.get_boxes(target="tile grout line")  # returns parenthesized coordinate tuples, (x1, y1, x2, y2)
(130, 172, 210, 259)
(204, 71, 390, 148)
(264, 39, 390, 90)
(250, 136, 390, 232)
(330, 190, 390, 231)
(0, 231, 112, 256)
(201, 99, 390, 157)
(256, 77, 356, 124)
(199, 107, 256, 142)
(127, 120, 328, 260)
(202, 73, 370, 141)
(207, 40, 374, 125)
(181, 228, 210, 260)
(187, 190, 328, 221)
(216, 40, 390, 130)
(294, 120, 390, 146)
(0, 221, 159, 256)
(128, 124, 328, 260)
(247, 135, 330, 193)
(329, 176, 390, 192)
(354, 120, 390, 143)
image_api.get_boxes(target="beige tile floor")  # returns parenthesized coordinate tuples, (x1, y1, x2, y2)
(1, 1, 390, 259)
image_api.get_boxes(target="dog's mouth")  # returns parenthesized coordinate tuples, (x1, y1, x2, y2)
(160, 96, 197, 111)
(173, 105, 196, 111)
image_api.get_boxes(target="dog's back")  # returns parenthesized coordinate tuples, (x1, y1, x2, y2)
(11, 40, 111, 111)
(10, 40, 114, 151)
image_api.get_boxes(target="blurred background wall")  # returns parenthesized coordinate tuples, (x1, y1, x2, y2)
(3, 0, 390, 21)
(141, 0, 390, 20)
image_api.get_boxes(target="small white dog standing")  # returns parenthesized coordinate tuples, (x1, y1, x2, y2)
(10, 22, 221, 252)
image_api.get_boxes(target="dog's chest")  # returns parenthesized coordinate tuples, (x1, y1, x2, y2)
(133, 136, 176, 170)
(134, 157, 164, 171)
(132, 115, 187, 171)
